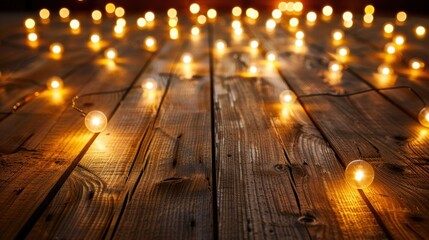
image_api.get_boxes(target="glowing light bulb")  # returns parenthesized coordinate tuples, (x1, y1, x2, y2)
(306, 12, 317, 23)
(342, 11, 353, 21)
(59, 8, 70, 19)
(289, 18, 299, 28)
(105, 3, 116, 14)
(167, 8, 177, 18)
(190, 3, 200, 14)
(415, 26, 426, 37)
(345, 159, 375, 189)
(285, 2, 294, 12)
(363, 14, 374, 24)
(46, 76, 64, 90)
(85, 110, 108, 133)
(207, 9, 217, 20)
(90, 34, 100, 44)
(295, 39, 304, 47)
(337, 46, 349, 57)
(266, 19, 276, 31)
(394, 35, 405, 45)
(114, 7, 125, 18)
(91, 10, 102, 22)
(365, 5, 375, 14)
(27, 33, 38, 42)
(232, 6, 242, 17)
(343, 20, 353, 28)
(25, 18, 36, 29)
(329, 61, 343, 73)
(279, 90, 297, 105)
(278, 2, 287, 12)
(410, 58, 425, 70)
(116, 18, 126, 28)
(384, 43, 396, 54)
(419, 108, 429, 127)
(396, 11, 407, 23)
(70, 19, 80, 30)
(145, 12, 155, 22)
(137, 18, 147, 28)
(215, 40, 226, 50)
(191, 26, 200, 36)
(332, 30, 344, 41)
(114, 25, 124, 35)
(197, 15, 207, 24)
(50, 43, 63, 54)
(231, 20, 241, 30)
(234, 27, 243, 36)
(168, 18, 178, 27)
(266, 51, 277, 62)
(39, 9, 50, 20)
(142, 78, 158, 91)
(105, 48, 117, 60)
(250, 39, 259, 49)
(384, 23, 394, 34)
(378, 64, 393, 75)
(272, 9, 282, 19)
(295, 31, 305, 40)
(144, 36, 156, 50)
(170, 28, 179, 40)
(293, 2, 303, 12)
(322, 5, 333, 17)
(249, 65, 258, 74)
(182, 53, 192, 63)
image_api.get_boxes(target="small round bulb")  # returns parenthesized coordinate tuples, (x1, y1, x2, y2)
(396, 11, 407, 23)
(191, 26, 200, 36)
(145, 12, 155, 22)
(90, 34, 100, 43)
(266, 19, 276, 31)
(266, 51, 277, 62)
(141, 78, 158, 91)
(345, 159, 375, 189)
(279, 90, 297, 105)
(39, 9, 50, 20)
(144, 36, 157, 50)
(410, 58, 425, 70)
(322, 5, 333, 17)
(50, 43, 63, 54)
(383, 23, 394, 34)
(332, 30, 344, 41)
(27, 33, 38, 42)
(250, 39, 259, 49)
(378, 64, 393, 75)
(105, 48, 117, 60)
(415, 26, 426, 37)
(231, 20, 241, 29)
(295, 31, 305, 40)
(92, 10, 102, 21)
(25, 18, 36, 29)
(394, 35, 405, 46)
(384, 42, 396, 54)
(295, 39, 304, 47)
(137, 17, 147, 28)
(215, 40, 226, 50)
(46, 76, 64, 90)
(329, 61, 343, 73)
(306, 12, 317, 23)
(85, 110, 108, 133)
(337, 46, 349, 57)
(249, 65, 258, 74)
(59, 8, 70, 19)
(182, 53, 192, 63)
(419, 108, 429, 127)
(69, 19, 80, 30)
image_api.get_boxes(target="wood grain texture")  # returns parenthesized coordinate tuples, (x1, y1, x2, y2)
(113, 30, 213, 240)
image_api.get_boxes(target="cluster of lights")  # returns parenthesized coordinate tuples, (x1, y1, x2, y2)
(363, 5, 375, 25)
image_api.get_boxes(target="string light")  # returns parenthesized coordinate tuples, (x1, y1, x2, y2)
(279, 90, 297, 105)
(415, 26, 426, 37)
(322, 5, 333, 17)
(337, 46, 349, 57)
(46, 76, 64, 90)
(396, 11, 407, 23)
(85, 110, 108, 133)
(289, 18, 299, 28)
(332, 30, 344, 41)
(207, 9, 217, 20)
(343, 20, 353, 28)
(295, 39, 304, 48)
(39, 9, 50, 20)
(266, 19, 276, 31)
(383, 23, 394, 34)
(232, 6, 242, 17)
(24, 18, 36, 30)
(250, 39, 259, 49)
(363, 14, 374, 25)
(345, 160, 375, 189)
(141, 78, 158, 91)
(170, 28, 179, 39)
(116, 18, 126, 28)
(197, 15, 207, 24)
(272, 9, 282, 20)
(144, 36, 157, 51)
(114, 25, 124, 35)
(329, 61, 343, 73)
(168, 18, 178, 27)
(378, 64, 393, 76)
(190, 3, 200, 14)
(231, 20, 241, 29)
(385, 42, 396, 54)
(167, 8, 177, 18)
(393, 35, 405, 46)
(105, 48, 117, 60)
(90, 34, 100, 43)
(410, 58, 425, 70)
(248, 65, 258, 74)
(92, 10, 102, 22)
(59, 8, 70, 19)
(266, 51, 277, 62)
(215, 40, 226, 50)
(419, 108, 429, 127)
(295, 31, 305, 39)
(70, 19, 80, 30)
(145, 12, 155, 22)
(182, 53, 192, 63)
(234, 27, 243, 36)
(27, 33, 38, 42)
(105, 3, 116, 14)
(114, 7, 125, 18)
(342, 11, 353, 21)
(278, 2, 287, 12)
(293, 2, 303, 12)
(50, 43, 63, 55)
(364, 5, 375, 14)
(191, 26, 200, 36)
(137, 17, 147, 28)
(306, 12, 317, 23)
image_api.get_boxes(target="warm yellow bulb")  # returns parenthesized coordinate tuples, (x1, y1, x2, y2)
(207, 9, 217, 19)
(92, 10, 102, 21)
(285, 2, 294, 12)
(215, 40, 226, 50)
(345, 159, 375, 189)
(170, 28, 179, 39)
(231, 20, 241, 29)
(70, 19, 80, 30)
(105, 48, 117, 60)
(25, 18, 36, 29)
(168, 18, 178, 27)
(105, 3, 116, 14)
(249, 65, 258, 74)
(419, 108, 429, 127)
(322, 5, 333, 17)
(190, 3, 200, 14)
(384, 23, 394, 34)
(116, 18, 126, 28)
(332, 30, 344, 41)
(410, 58, 425, 70)
(234, 27, 243, 36)
(415, 26, 426, 37)
(85, 110, 108, 133)
(266, 19, 276, 31)
(337, 46, 349, 57)
(59, 8, 70, 19)
(272, 9, 282, 19)
(385, 42, 396, 54)
(295, 31, 305, 39)
(27, 33, 38, 42)
(396, 11, 407, 23)
(197, 15, 207, 25)
(145, 36, 156, 49)
(114, 25, 124, 35)
(39, 9, 50, 20)
(343, 20, 353, 28)
(114, 7, 125, 17)
(278, 2, 287, 12)
(137, 18, 147, 28)
(167, 8, 177, 18)
(329, 61, 343, 72)
(394, 35, 405, 45)
(295, 39, 304, 47)
(250, 39, 259, 49)
(293, 2, 303, 12)
(342, 11, 353, 21)
(378, 64, 393, 75)
(191, 26, 200, 36)
(279, 90, 297, 105)
(145, 12, 155, 22)
(266, 51, 277, 62)
(46, 76, 64, 90)
(363, 14, 374, 24)
(182, 53, 192, 64)
(90, 34, 100, 43)
(142, 78, 158, 91)
(364, 5, 375, 14)
(232, 6, 242, 17)
(50, 43, 63, 54)
(289, 18, 299, 27)
(306, 12, 317, 23)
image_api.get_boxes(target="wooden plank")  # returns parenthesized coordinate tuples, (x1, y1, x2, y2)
(252, 16, 429, 239)
(0, 25, 163, 239)
(112, 27, 213, 240)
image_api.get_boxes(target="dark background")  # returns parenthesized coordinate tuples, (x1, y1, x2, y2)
(1, 0, 429, 14)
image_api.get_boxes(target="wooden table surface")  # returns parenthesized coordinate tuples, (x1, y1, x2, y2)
(0, 11, 429, 240)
